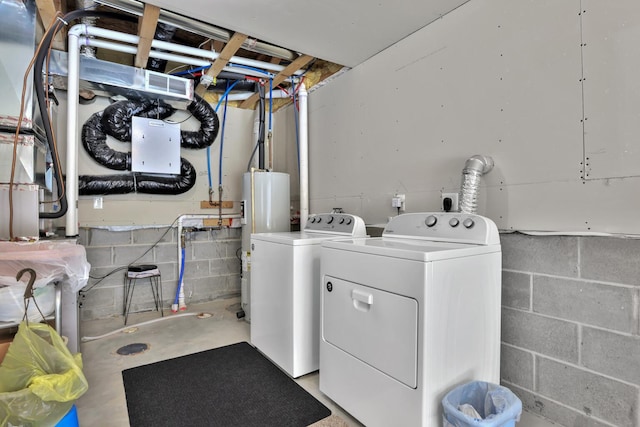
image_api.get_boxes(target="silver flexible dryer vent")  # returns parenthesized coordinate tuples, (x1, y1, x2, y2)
(459, 155, 494, 214)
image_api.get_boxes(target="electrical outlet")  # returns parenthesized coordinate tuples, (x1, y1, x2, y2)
(93, 197, 103, 209)
(441, 193, 459, 212)
(392, 194, 406, 211)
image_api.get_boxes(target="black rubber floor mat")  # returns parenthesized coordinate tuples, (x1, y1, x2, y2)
(122, 341, 331, 427)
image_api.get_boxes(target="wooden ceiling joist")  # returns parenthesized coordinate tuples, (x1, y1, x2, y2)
(134, 4, 160, 69)
(195, 32, 249, 96)
(35, 0, 65, 50)
(240, 54, 315, 109)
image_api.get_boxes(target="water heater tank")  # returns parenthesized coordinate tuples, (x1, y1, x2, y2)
(241, 171, 290, 249)
(240, 171, 290, 321)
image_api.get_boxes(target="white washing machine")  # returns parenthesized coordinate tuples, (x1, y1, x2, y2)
(319, 212, 502, 427)
(250, 213, 367, 378)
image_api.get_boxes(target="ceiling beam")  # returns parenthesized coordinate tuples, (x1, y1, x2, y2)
(134, 4, 161, 69)
(240, 54, 314, 109)
(195, 32, 248, 96)
(35, 0, 65, 50)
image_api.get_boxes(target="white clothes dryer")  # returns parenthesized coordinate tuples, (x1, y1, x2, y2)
(319, 212, 502, 427)
(250, 213, 366, 378)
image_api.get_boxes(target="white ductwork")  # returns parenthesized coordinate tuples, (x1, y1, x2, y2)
(459, 155, 494, 214)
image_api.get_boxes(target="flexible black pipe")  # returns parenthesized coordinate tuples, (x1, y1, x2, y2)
(34, 10, 136, 218)
(101, 99, 175, 143)
(146, 23, 177, 72)
(78, 158, 196, 195)
(181, 94, 220, 149)
(206, 79, 256, 93)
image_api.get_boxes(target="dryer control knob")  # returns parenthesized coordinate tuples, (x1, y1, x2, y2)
(425, 215, 438, 227)
(327, 216, 334, 224)
(310, 216, 316, 223)
(345, 218, 352, 225)
(449, 218, 460, 227)
(339, 217, 345, 224)
(463, 218, 475, 228)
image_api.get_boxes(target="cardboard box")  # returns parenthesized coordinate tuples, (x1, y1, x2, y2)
(0, 340, 11, 364)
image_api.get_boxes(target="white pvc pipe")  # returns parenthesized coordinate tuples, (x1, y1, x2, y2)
(80, 37, 271, 79)
(65, 31, 80, 237)
(175, 214, 240, 312)
(298, 83, 309, 229)
(72, 25, 303, 75)
(225, 90, 291, 101)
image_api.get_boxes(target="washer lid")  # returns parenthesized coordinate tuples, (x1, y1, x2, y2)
(251, 231, 363, 246)
(322, 237, 500, 262)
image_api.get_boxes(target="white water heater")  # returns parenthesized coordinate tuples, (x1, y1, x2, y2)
(240, 171, 290, 321)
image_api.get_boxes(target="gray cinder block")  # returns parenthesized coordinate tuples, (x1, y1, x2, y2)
(132, 227, 175, 244)
(85, 247, 113, 268)
(501, 233, 578, 277)
(87, 229, 131, 246)
(502, 270, 531, 309)
(582, 326, 640, 386)
(533, 275, 636, 334)
(581, 237, 640, 285)
(500, 344, 534, 389)
(502, 307, 579, 363)
(506, 383, 612, 427)
(536, 357, 639, 427)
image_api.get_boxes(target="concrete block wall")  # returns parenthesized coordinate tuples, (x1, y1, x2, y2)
(79, 226, 241, 321)
(500, 233, 640, 427)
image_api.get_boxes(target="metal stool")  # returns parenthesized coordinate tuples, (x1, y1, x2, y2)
(123, 265, 163, 325)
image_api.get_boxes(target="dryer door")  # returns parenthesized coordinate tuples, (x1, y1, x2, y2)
(322, 276, 418, 388)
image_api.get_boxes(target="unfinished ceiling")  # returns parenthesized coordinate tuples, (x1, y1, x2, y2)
(43, 0, 470, 109)
(145, 0, 472, 68)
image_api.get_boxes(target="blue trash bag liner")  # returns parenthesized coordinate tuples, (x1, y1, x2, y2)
(442, 381, 522, 427)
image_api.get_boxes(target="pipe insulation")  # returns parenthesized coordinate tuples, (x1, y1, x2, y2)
(459, 155, 494, 214)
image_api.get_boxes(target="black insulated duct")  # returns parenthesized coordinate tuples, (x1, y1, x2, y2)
(146, 23, 178, 73)
(78, 158, 196, 195)
(79, 94, 218, 196)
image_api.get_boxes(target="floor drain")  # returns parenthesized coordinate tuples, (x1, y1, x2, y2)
(197, 312, 213, 319)
(117, 343, 149, 356)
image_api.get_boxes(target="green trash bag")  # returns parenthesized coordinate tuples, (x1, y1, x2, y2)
(0, 322, 88, 427)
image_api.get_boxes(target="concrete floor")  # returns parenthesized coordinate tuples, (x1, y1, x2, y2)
(75, 297, 558, 426)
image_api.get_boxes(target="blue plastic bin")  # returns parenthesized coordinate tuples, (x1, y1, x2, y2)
(55, 404, 79, 427)
(442, 381, 522, 427)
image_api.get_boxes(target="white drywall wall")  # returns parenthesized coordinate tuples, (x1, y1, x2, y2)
(276, 0, 640, 234)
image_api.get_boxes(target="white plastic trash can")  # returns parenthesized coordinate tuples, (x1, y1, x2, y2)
(442, 381, 522, 427)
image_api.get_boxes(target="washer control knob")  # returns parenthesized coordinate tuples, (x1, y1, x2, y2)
(425, 215, 438, 227)
(310, 216, 316, 223)
(449, 218, 460, 227)
(463, 218, 475, 229)
(316, 217, 322, 223)
(345, 218, 352, 225)
(339, 217, 345, 224)
(327, 216, 334, 224)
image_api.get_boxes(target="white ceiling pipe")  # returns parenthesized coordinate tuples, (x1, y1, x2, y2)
(225, 90, 291, 101)
(80, 37, 277, 79)
(94, 0, 296, 60)
(71, 25, 304, 76)
(298, 83, 309, 230)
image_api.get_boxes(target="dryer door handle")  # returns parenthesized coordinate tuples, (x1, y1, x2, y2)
(352, 289, 373, 312)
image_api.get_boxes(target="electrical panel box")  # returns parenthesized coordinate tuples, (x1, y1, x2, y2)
(131, 117, 181, 174)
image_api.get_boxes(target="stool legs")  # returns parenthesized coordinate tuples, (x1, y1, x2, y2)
(123, 274, 163, 325)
